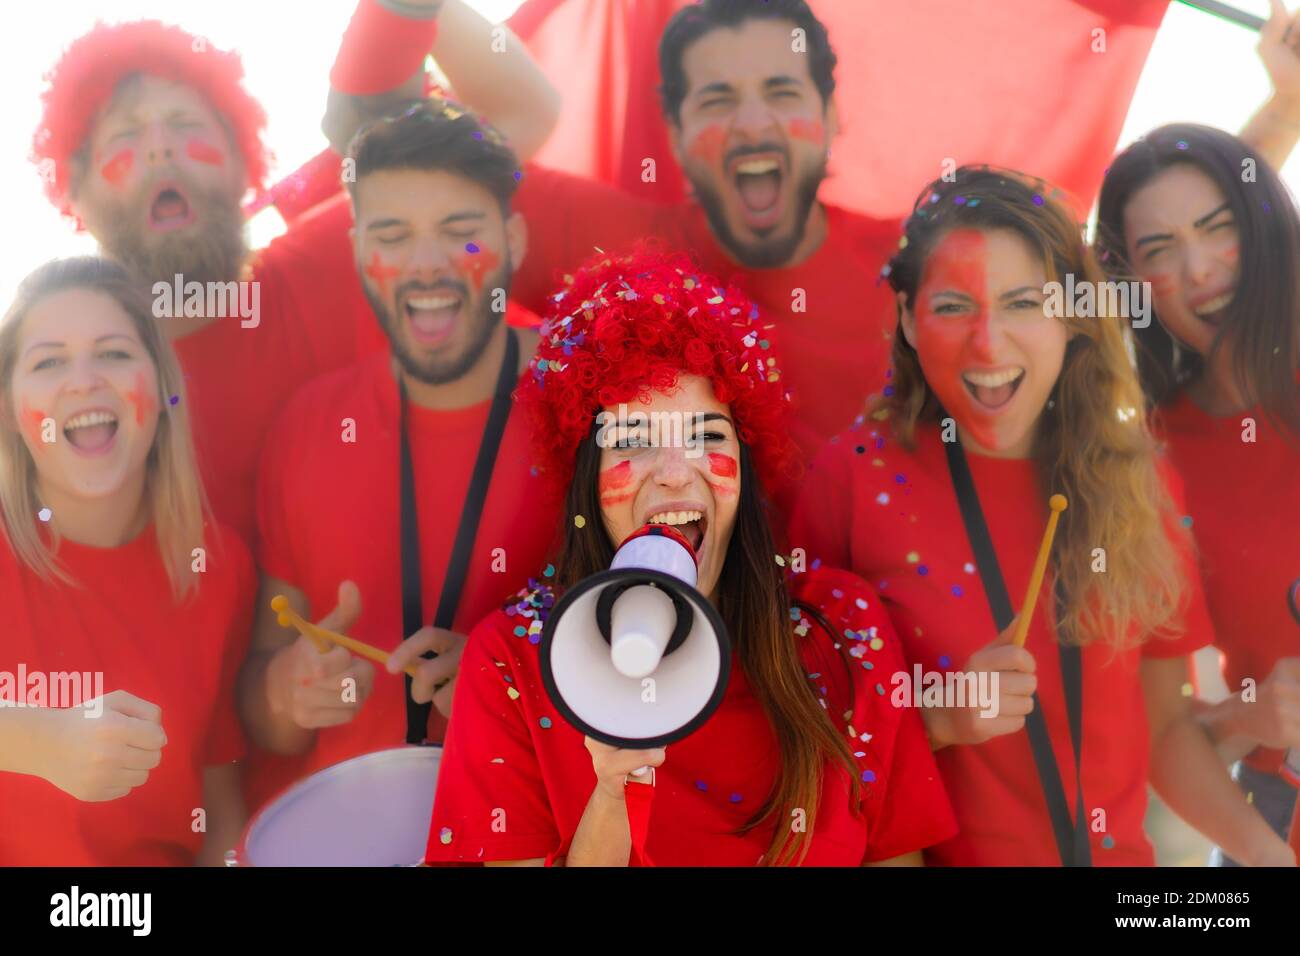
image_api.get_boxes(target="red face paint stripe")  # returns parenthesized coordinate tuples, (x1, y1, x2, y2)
(687, 125, 726, 164)
(599, 460, 633, 492)
(99, 148, 134, 186)
(707, 453, 737, 478)
(458, 245, 501, 294)
(787, 118, 824, 143)
(20, 403, 49, 447)
(364, 252, 401, 299)
(185, 139, 225, 167)
(124, 371, 156, 426)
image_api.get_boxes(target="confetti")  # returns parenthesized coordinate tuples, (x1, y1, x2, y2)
(539, 717, 553, 729)
(876, 492, 890, 505)
(855, 597, 868, 610)
(574, 514, 586, 528)
(728, 793, 743, 804)
(491, 757, 505, 764)
(439, 827, 453, 845)
(869, 637, 884, 651)
(1180, 515, 1193, 529)
(1181, 682, 1194, 697)
(543, 564, 555, 577)
(861, 770, 876, 783)
(1101, 835, 1115, 849)
(506, 687, 521, 700)
(695, 780, 708, 791)
(465, 242, 480, 254)
(906, 551, 920, 564)
(37, 508, 52, 522)
(168, 395, 180, 406)
(964, 562, 975, 574)
(951, 585, 964, 597)
(938, 655, 952, 669)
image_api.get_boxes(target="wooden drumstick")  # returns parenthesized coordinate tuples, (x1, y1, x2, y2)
(1012, 494, 1068, 648)
(270, 595, 420, 678)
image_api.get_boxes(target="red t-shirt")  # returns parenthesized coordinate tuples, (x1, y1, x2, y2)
(171, 208, 381, 546)
(1155, 394, 1300, 775)
(250, 349, 558, 808)
(511, 165, 902, 476)
(0, 522, 254, 865)
(789, 421, 1214, 866)
(424, 566, 956, 866)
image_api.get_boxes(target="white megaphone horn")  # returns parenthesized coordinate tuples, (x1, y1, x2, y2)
(539, 524, 730, 749)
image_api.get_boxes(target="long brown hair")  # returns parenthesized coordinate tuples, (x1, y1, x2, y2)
(555, 422, 859, 865)
(884, 167, 1187, 648)
(1096, 124, 1300, 439)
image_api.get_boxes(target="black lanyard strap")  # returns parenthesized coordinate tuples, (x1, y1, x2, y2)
(400, 328, 520, 744)
(942, 436, 1091, 867)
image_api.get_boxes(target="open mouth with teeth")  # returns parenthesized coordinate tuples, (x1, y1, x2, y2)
(148, 184, 194, 232)
(730, 155, 784, 230)
(962, 367, 1025, 411)
(1191, 290, 1235, 327)
(647, 509, 708, 558)
(63, 409, 119, 455)
(401, 289, 462, 348)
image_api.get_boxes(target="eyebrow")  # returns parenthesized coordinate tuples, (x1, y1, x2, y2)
(696, 412, 736, 428)
(365, 210, 486, 232)
(693, 81, 736, 100)
(1133, 203, 1233, 249)
(764, 75, 804, 91)
(22, 333, 138, 359)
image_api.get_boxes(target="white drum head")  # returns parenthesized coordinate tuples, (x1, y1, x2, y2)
(241, 746, 441, 867)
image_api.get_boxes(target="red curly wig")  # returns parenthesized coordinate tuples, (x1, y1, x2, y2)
(518, 248, 796, 498)
(31, 20, 271, 219)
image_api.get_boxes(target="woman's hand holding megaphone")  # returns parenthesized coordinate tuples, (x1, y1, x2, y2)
(584, 737, 665, 799)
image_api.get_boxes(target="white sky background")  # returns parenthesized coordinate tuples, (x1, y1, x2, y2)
(0, 0, 1294, 308)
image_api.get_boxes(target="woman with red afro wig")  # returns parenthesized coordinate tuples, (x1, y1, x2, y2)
(425, 249, 955, 867)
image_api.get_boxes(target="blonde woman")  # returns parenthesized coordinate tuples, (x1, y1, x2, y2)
(791, 167, 1293, 866)
(0, 257, 252, 865)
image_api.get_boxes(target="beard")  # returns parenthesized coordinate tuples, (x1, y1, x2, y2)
(691, 157, 826, 269)
(362, 254, 513, 386)
(91, 169, 247, 287)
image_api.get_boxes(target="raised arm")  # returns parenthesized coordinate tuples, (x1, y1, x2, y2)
(1239, 0, 1300, 170)
(323, 0, 560, 160)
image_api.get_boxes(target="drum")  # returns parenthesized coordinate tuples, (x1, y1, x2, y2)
(229, 745, 441, 866)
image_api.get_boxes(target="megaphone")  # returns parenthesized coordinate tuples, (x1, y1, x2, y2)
(539, 524, 730, 749)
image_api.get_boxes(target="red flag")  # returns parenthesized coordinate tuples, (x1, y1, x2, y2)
(510, 0, 1169, 218)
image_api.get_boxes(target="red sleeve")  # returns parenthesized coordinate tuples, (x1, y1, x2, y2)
(512, 163, 677, 315)
(790, 568, 958, 863)
(331, 0, 438, 96)
(255, 402, 306, 587)
(1142, 456, 1216, 659)
(424, 611, 563, 863)
(202, 527, 257, 766)
(788, 439, 855, 571)
(254, 193, 379, 370)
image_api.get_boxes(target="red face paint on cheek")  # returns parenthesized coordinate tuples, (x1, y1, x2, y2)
(707, 453, 737, 478)
(99, 148, 134, 186)
(185, 138, 225, 167)
(912, 230, 1000, 448)
(1147, 273, 1176, 296)
(787, 117, 824, 143)
(599, 460, 633, 492)
(1222, 244, 1239, 263)
(124, 371, 157, 427)
(364, 251, 401, 300)
(19, 402, 49, 449)
(687, 124, 726, 164)
(457, 244, 502, 295)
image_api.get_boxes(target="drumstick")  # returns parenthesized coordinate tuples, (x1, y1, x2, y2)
(271, 595, 420, 678)
(1012, 494, 1068, 648)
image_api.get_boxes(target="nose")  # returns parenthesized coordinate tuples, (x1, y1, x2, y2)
(731, 93, 779, 142)
(968, 306, 1001, 361)
(407, 234, 454, 280)
(652, 446, 694, 489)
(64, 353, 108, 394)
(139, 121, 177, 167)
(1182, 239, 1217, 289)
